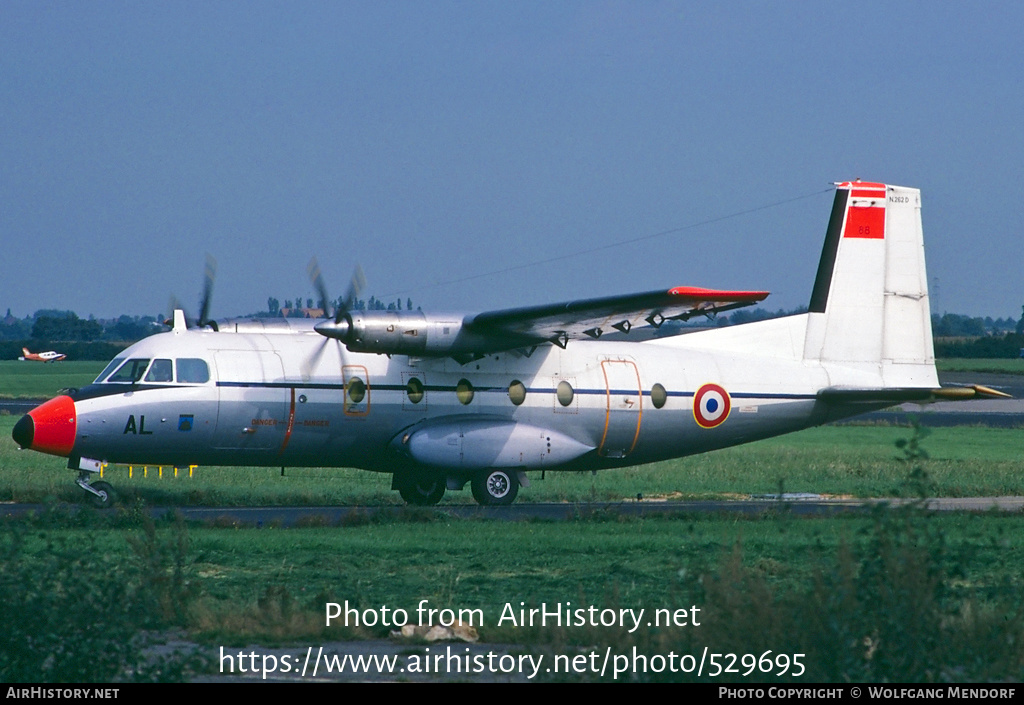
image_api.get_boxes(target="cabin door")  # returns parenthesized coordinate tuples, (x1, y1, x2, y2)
(598, 359, 642, 458)
(214, 350, 288, 450)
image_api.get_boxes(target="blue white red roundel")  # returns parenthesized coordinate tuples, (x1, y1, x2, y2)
(693, 383, 731, 429)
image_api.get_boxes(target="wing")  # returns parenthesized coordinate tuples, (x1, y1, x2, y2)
(466, 286, 769, 349)
(313, 285, 768, 360)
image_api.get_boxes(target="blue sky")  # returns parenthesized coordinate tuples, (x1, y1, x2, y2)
(2, 1, 1022, 320)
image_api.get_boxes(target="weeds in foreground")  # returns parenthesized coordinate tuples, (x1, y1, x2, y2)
(895, 418, 936, 500)
(0, 518, 203, 682)
(605, 423, 1024, 681)
(538, 505, 1024, 682)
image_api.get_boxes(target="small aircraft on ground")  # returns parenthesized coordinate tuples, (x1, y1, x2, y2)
(18, 347, 67, 362)
(11, 181, 1009, 507)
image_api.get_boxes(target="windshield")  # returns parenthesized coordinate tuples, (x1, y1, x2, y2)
(106, 358, 151, 383)
(95, 357, 125, 383)
(97, 356, 212, 384)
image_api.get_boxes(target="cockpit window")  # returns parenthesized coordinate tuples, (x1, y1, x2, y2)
(144, 359, 174, 383)
(96, 357, 125, 383)
(176, 358, 210, 384)
(106, 358, 151, 383)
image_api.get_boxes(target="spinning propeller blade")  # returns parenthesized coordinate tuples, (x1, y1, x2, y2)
(198, 254, 217, 329)
(303, 258, 365, 378)
(166, 254, 218, 330)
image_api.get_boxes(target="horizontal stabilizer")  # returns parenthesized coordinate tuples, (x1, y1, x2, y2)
(818, 384, 1012, 404)
(931, 384, 1012, 400)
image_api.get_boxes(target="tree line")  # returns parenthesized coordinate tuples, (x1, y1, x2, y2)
(3, 304, 1023, 360)
(264, 296, 417, 317)
(1, 309, 161, 343)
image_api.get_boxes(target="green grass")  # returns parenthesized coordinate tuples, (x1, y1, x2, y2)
(3, 416, 1023, 504)
(936, 357, 1024, 375)
(0, 360, 106, 399)
(6, 508, 1024, 681)
(9, 511, 1024, 637)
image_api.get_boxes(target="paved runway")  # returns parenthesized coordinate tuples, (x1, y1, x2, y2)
(3, 495, 1024, 526)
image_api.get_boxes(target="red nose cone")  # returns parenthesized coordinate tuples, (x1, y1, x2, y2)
(19, 395, 77, 457)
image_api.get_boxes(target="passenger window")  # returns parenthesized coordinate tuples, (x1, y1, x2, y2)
(347, 377, 367, 404)
(508, 380, 526, 406)
(144, 359, 174, 383)
(177, 358, 211, 383)
(406, 377, 424, 404)
(456, 379, 474, 405)
(107, 359, 151, 383)
(651, 383, 667, 409)
(556, 380, 574, 407)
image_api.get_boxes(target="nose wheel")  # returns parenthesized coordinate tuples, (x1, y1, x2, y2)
(76, 473, 117, 509)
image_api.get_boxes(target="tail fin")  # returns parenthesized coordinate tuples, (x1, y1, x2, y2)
(22, 348, 31, 357)
(803, 181, 937, 388)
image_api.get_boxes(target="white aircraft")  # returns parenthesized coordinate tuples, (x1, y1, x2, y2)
(11, 181, 1007, 507)
(18, 347, 67, 362)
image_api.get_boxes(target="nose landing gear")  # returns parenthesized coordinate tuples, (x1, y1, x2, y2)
(71, 458, 117, 508)
(75, 473, 116, 508)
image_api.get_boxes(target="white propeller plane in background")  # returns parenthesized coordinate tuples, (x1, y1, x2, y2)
(18, 348, 67, 362)
(12, 181, 1008, 507)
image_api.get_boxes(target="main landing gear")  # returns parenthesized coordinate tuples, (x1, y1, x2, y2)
(393, 468, 522, 506)
(471, 468, 519, 506)
(396, 471, 447, 506)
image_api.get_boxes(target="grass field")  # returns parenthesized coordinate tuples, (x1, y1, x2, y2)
(936, 357, 1024, 375)
(0, 360, 106, 399)
(5, 505, 1024, 681)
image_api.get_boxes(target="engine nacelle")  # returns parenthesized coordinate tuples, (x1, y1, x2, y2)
(347, 311, 459, 355)
(315, 311, 526, 358)
(395, 418, 595, 469)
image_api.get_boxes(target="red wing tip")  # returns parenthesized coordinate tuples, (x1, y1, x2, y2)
(668, 287, 769, 301)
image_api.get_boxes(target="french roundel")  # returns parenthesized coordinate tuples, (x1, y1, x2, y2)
(693, 383, 731, 429)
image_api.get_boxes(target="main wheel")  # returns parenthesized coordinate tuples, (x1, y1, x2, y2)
(87, 481, 116, 509)
(397, 473, 446, 506)
(471, 469, 519, 506)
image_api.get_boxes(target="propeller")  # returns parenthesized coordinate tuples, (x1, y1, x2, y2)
(165, 253, 218, 331)
(197, 254, 217, 329)
(303, 258, 366, 379)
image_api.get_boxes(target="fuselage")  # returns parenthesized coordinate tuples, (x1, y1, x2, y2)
(45, 315, 853, 473)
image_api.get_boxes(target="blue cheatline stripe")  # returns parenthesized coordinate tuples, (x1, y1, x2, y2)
(215, 380, 816, 401)
(74, 380, 819, 403)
